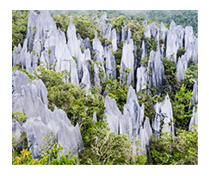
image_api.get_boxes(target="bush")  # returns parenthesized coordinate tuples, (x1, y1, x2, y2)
(150, 125, 198, 165)
(12, 111, 28, 123)
(80, 123, 147, 165)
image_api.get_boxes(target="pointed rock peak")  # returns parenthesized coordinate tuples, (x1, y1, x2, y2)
(170, 21, 176, 30)
(94, 33, 97, 39)
(127, 85, 138, 102)
(93, 111, 97, 122)
(160, 22, 165, 29)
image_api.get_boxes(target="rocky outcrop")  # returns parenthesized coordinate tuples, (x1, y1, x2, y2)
(147, 50, 165, 95)
(189, 107, 198, 131)
(105, 48, 116, 80)
(12, 71, 84, 159)
(120, 39, 135, 86)
(152, 95, 174, 138)
(104, 85, 152, 155)
(104, 96, 122, 134)
(176, 54, 187, 81)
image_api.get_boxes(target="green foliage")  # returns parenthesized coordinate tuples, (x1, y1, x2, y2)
(112, 16, 126, 33)
(12, 149, 42, 165)
(48, 83, 104, 126)
(72, 15, 102, 41)
(150, 126, 198, 165)
(177, 47, 186, 59)
(34, 65, 65, 88)
(144, 37, 157, 53)
(12, 10, 29, 50)
(12, 111, 28, 123)
(139, 54, 149, 68)
(102, 79, 129, 113)
(32, 25, 36, 33)
(80, 123, 146, 165)
(39, 132, 63, 165)
(184, 61, 198, 90)
(162, 57, 179, 96)
(172, 84, 193, 131)
(12, 131, 29, 158)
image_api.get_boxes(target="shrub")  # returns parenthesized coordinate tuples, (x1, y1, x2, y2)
(12, 111, 28, 123)
(150, 125, 198, 165)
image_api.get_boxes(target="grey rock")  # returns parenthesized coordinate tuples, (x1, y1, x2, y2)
(57, 123, 84, 158)
(140, 25, 151, 59)
(159, 22, 168, 57)
(152, 95, 174, 138)
(105, 48, 116, 80)
(147, 50, 165, 94)
(139, 117, 152, 155)
(93, 111, 97, 122)
(111, 28, 117, 51)
(26, 116, 52, 159)
(104, 96, 122, 134)
(12, 71, 84, 159)
(176, 54, 187, 81)
(169, 21, 176, 30)
(189, 80, 198, 109)
(184, 26, 195, 50)
(136, 66, 147, 92)
(12, 71, 30, 94)
(123, 86, 144, 138)
(12, 119, 26, 140)
(189, 107, 198, 131)
(166, 29, 178, 62)
(120, 40, 135, 86)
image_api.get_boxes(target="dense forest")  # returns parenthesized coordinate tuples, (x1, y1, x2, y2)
(12, 10, 198, 165)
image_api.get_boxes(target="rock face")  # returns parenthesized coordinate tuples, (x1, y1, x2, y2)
(136, 66, 147, 92)
(189, 107, 198, 131)
(152, 95, 174, 138)
(147, 50, 165, 95)
(120, 40, 135, 86)
(104, 85, 152, 155)
(104, 96, 122, 134)
(12, 71, 84, 159)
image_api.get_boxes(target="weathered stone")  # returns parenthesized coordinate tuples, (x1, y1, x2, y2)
(176, 54, 187, 81)
(104, 96, 121, 134)
(136, 66, 147, 92)
(12, 71, 30, 94)
(152, 95, 174, 138)
(189, 107, 198, 131)
(123, 86, 144, 138)
(12, 71, 84, 159)
(139, 117, 152, 155)
(105, 48, 116, 80)
(166, 29, 178, 62)
(57, 123, 84, 158)
(93, 111, 97, 122)
(184, 26, 195, 50)
(12, 119, 26, 140)
(147, 50, 165, 94)
(189, 80, 198, 110)
(111, 28, 117, 51)
(159, 22, 168, 57)
(120, 40, 135, 86)
(140, 25, 151, 59)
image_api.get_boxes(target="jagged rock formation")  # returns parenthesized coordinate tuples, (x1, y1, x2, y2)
(152, 95, 174, 138)
(104, 86, 152, 155)
(120, 39, 135, 86)
(189, 107, 198, 131)
(12, 71, 84, 159)
(136, 66, 147, 92)
(12, 11, 198, 159)
(147, 50, 165, 94)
